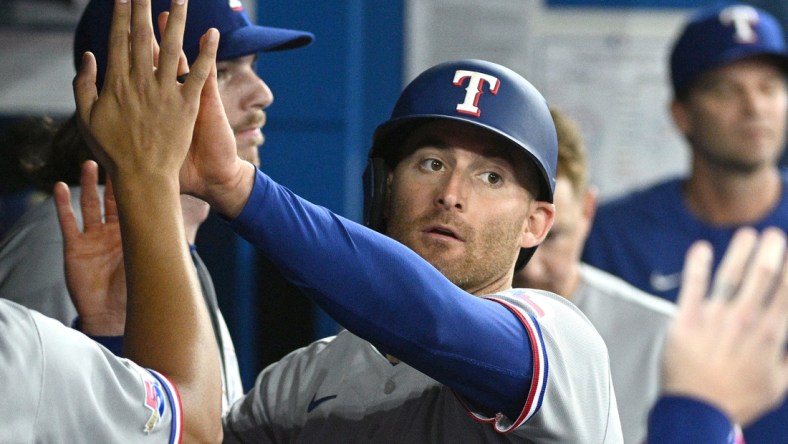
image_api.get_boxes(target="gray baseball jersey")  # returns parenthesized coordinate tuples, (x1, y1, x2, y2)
(0, 187, 243, 411)
(0, 299, 181, 443)
(574, 264, 676, 444)
(223, 290, 623, 443)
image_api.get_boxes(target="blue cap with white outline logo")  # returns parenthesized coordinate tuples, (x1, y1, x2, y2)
(670, 2, 788, 97)
(74, 0, 314, 89)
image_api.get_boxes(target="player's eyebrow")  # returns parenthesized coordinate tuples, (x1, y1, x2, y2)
(465, 143, 522, 173)
(406, 135, 519, 167)
(410, 135, 449, 150)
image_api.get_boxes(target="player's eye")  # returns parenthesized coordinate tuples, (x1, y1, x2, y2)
(419, 158, 444, 172)
(761, 77, 786, 96)
(702, 81, 737, 100)
(480, 171, 502, 185)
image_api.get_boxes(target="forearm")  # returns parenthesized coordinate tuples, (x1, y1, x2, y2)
(113, 174, 221, 430)
(229, 168, 534, 415)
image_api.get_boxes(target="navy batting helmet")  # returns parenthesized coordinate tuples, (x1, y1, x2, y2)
(363, 59, 557, 271)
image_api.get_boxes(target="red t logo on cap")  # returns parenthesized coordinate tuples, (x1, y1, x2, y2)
(453, 70, 500, 117)
(720, 5, 760, 44)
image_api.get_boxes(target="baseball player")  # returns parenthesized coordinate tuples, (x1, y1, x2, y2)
(174, 58, 624, 442)
(2, 0, 222, 441)
(171, 56, 788, 443)
(0, 0, 313, 413)
(514, 108, 676, 443)
(582, 4, 788, 440)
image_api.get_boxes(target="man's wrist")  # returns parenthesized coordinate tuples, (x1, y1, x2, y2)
(208, 161, 256, 219)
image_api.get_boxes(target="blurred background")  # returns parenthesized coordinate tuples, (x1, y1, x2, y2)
(0, 0, 784, 390)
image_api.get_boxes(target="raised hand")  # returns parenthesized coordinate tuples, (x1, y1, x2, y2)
(55, 161, 126, 336)
(70, 1, 223, 441)
(662, 227, 788, 426)
(179, 50, 256, 219)
(72, 0, 218, 185)
(151, 9, 246, 211)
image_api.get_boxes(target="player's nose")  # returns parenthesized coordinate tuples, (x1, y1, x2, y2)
(244, 72, 274, 111)
(435, 172, 467, 211)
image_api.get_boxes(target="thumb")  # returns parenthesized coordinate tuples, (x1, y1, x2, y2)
(201, 59, 222, 109)
(183, 28, 218, 100)
(73, 51, 99, 127)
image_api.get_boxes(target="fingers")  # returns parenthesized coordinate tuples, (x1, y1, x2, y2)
(182, 28, 219, 99)
(733, 228, 786, 320)
(104, 174, 119, 223)
(74, 52, 99, 128)
(157, 1, 188, 84)
(755, 235, 788, 349)
(676, 239, 713, 323)
(709, 227, 758, 301)
(105, 0, 131, 90)
(80, 161, 103, 230)
(54, 182, 78, 247)
(156, 11, 190, 82)
(153, 12, 164, 68)
(713, 228, 788, 367)
(130, 0, 155, 81)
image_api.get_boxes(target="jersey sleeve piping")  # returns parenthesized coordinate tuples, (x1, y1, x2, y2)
(148, 369, 183, 444)
(457, 297, 548, 433)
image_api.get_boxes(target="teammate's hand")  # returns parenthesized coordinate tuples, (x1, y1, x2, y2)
(179, 50, 255, 219)
(151, 9, 251, 217)
(56, 161, 126, 336)
(661, 227, 788, 426)
(72, 0, 219, 188)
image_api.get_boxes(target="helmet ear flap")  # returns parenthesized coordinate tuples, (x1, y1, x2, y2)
(363, 157, 390, 232)
(514, 247, 536, 272)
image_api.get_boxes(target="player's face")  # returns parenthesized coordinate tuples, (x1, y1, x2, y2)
(513, 176, 595, 297)
(385, 120, 553, 295)
(217, 54, 274, 167)
(673, 58, 787, 173)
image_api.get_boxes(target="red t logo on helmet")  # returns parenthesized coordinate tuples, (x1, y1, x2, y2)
(453, 70, 500, 117)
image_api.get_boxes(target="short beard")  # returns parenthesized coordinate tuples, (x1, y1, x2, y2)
(691, 138, 780, 175)
(385, 206, 523, 293)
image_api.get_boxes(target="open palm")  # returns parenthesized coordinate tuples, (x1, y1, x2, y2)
(55, 162, 126, 336)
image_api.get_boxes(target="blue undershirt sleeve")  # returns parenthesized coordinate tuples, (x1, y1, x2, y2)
(71, 316, 124, 357)
(228, 168, 533, 418)
(647, 396, 735, 444)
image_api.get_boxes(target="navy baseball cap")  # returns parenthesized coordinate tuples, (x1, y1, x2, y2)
(74, 0, 314, 88)
(670, 2, 788, 97)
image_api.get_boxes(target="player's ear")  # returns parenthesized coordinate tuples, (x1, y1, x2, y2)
(520, 200, 555, 249)
(579, 186, 598, 241)
(382, 170, 394, 220)
(670, 99, 692, 136)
